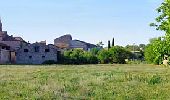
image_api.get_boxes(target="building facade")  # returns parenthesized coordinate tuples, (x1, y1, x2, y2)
(16, 43, 58, 64)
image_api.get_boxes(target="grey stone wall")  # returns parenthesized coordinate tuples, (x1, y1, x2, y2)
(16, 43, 58, 64)
(0, 49, 10, 64)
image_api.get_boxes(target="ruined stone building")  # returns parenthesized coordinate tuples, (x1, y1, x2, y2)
(0, 19, 27, 64)
(16, 42, 58, 64)
(0, 19, 99, 64)
(0, 19, 60, 64)
(54, 34, 97, 51)
(0, 20, 26, 50)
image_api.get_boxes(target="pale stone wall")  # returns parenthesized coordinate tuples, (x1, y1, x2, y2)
(16, 43, 58, 64)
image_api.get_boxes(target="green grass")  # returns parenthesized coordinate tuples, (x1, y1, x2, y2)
(0, 64, 170, 99)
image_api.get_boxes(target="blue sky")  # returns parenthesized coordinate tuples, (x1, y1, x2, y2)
(0, 0, 163, 46)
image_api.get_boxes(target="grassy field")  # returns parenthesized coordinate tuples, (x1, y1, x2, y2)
(0, 64, 170, 99)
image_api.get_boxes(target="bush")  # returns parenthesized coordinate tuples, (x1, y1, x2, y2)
(61, 49, 98, 64)
(98, 46, 132, 64)
(97, 49, 111, 64)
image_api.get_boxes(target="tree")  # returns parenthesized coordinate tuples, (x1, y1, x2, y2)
(146, 0, 170, 64)
(98, 49, 110, 64)
(97, 46, 132, 64)
(96, 41, 104, 48)
(109, 46, 132, 64)
(144, 37, 165, 64)
(125, 45, 140, 51)
(108, 40, 111, 49)
(62, 49, 98, 64)
(112, 37, 115, 47)
(150, 0, 170, 36)
(139, 44, 146, 50)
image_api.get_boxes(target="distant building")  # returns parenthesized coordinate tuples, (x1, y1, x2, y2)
(16, 42, 58, 64)
(0, 20, 26, 50)
(0, 19, 27, 64)
(54, 34, 98, 51)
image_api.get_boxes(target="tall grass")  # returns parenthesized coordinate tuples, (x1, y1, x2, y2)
(0, 64, 170, 99)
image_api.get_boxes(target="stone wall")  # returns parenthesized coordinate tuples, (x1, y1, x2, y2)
(0, 49, 10, 64)
(16, 43, 58, 64)
(0, 41, 22, 50)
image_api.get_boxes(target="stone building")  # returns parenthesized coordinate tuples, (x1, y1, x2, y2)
(54, 34, 97, 51)
(0, 19, 27, 50)
(16, 42, 58, 64)
(0, 19, 27, 64)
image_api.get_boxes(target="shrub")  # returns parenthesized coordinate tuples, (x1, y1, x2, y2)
(61, 49, 98, 64)
(97, 46, 132, 64)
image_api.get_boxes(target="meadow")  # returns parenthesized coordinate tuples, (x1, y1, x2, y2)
(0, 64, 170, 99)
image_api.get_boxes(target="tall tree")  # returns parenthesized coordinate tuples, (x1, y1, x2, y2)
(112, 37, 115, 47)
(108, 40, 111, 49)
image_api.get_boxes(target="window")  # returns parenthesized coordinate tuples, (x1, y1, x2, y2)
(45, 49, 50, 52)
(2, 46, 5, 49)
(34, 46, 39, 52)
(29, 56, 32, 59)
(24, 49, 29, 52)
(42, 56, 45, 58)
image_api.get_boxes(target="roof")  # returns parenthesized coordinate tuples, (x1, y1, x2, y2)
(73, 39, 97, 48)
(0, 43, 9, 47)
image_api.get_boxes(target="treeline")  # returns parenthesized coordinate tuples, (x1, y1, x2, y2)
(58, 46, 133, 64)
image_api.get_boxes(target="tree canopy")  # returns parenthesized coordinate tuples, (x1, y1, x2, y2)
(145, 0, 170, 64)
(150, 0, 170, 36)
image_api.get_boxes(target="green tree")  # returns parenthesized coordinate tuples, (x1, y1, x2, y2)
(98, 49, 110, 64)
(98, 46, 132, 64)
(150, 0, 170, 36)
(108, 40, 111, 49)
(63, 49, 98, 64)
(109, 46, 132, 64)
(146, 0, 170, 64)
(112, 37, 115, 47)
(144, 37, 165, 64)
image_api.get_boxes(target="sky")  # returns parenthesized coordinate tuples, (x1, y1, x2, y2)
(0, 0, 164, 47)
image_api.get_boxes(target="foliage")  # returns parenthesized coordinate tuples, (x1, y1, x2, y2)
(109, 46, 132, 64)
(112, 37, 115, 47)
(125, 44, 145, 61)
(96, 41, 104, 48)
(146, 0, 170, 64)
(150, 0, 170, 35)
(108, 40, 111, 49)
(144, 37, 165, 64)
(125, 45, 140, 51)
(62, 49, 98, 64)
(97, 49, 110, 64)
(98, 46, 132, 64)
